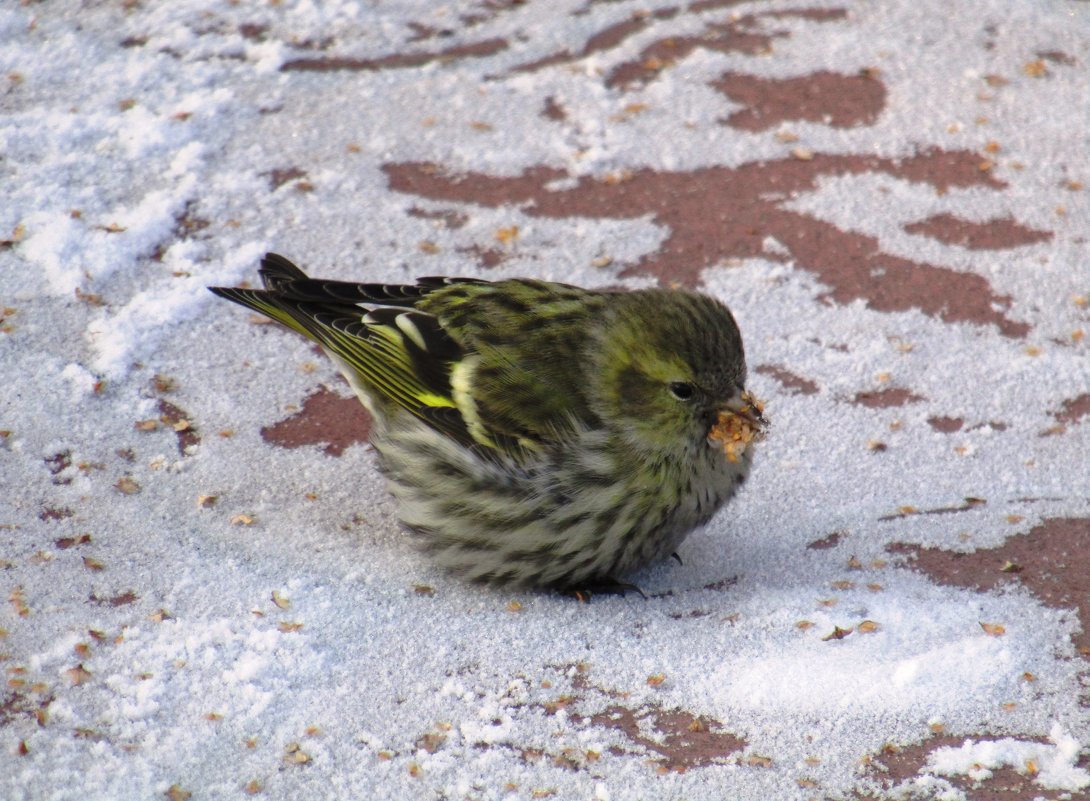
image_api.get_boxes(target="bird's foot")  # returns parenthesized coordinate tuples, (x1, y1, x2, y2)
(566, 578, 647, 602)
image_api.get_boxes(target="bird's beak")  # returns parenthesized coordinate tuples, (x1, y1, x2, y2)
(708, 389, 768, 462)
(723, 390, 768, 431)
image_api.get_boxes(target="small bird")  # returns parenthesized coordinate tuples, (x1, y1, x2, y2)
(210, 253, 766, 596)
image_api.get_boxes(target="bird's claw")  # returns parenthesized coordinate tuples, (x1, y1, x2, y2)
(566, 578, 647, 602)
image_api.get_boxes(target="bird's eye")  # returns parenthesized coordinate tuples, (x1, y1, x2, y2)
(668, 381, 696, 400)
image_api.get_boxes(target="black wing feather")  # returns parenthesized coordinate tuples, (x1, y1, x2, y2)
(210, 253, 484, 451)
(256, 251, 486, 308)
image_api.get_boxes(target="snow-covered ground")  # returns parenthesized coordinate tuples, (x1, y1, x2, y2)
(2, 2, 1088, 799)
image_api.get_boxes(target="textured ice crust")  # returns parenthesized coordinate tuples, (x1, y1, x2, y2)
(1, 1, 1088, 800)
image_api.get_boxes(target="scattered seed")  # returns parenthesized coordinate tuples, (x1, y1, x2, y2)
(66, 664, 92, 685)
(1023, 60, 1047, 78)
(115, 476, 140, 495)
(495, 226, 519, 245)
(822, 626, 852, 641)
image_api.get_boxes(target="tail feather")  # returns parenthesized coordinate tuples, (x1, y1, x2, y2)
(206, 285, 319, 342)
(271, 275, 487, 307)
(258, 252, 309, 293)
(209, 253, 361, 336)
(208, 252, 481, 450)
(233, 252, 487, 308)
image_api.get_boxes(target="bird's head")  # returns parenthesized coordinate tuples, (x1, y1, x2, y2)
(587, 289, 766, 460)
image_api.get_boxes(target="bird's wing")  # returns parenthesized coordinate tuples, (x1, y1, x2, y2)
(256, 251, 488, 306)
(417, 278, 605, 450)
(211, 254, 604, 458)
(210, 254, 489, 450)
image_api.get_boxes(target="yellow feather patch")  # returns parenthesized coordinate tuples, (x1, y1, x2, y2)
(450, 356, 495, 448)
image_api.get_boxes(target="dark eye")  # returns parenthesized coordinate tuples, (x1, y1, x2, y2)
(668, 381, 695, 400)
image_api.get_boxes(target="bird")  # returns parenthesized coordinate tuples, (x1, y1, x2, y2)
(209, 253, 766, 597)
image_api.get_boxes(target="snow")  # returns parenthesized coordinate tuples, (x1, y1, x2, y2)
(928, 724, 1090, 792)
(2, 1, 1089, 800)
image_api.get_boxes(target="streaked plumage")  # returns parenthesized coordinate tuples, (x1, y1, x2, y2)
(210, 253, 766, 592)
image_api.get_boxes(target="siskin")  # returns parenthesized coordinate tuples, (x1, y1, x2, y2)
(210, 253, 767, 595)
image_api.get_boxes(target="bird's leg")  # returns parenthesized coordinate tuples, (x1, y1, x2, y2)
(565, 578, 647, 602)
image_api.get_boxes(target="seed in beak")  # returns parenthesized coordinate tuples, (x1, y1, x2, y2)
(708, 393, 768, 462)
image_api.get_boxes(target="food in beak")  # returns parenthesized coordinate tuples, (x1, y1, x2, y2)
(708, 391, 768, 463)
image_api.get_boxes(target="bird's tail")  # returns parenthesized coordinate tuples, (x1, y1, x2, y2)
(208, 253, 322, 341)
